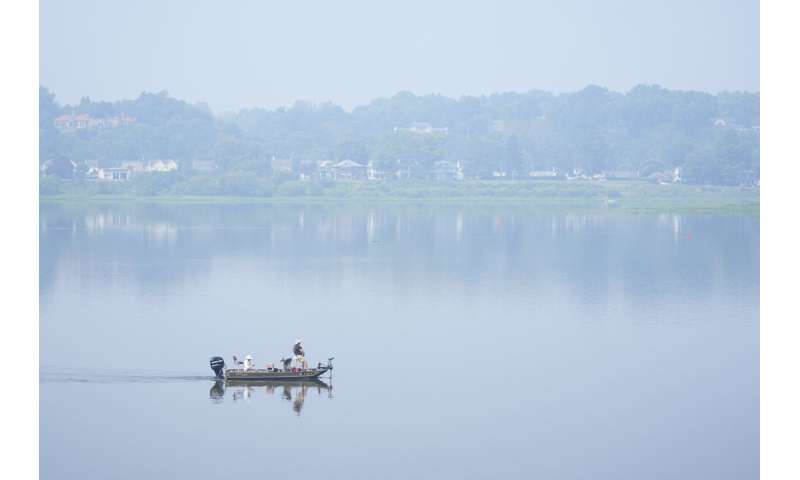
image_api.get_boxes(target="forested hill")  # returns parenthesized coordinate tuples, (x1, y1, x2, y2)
(39, 85, 759, 185)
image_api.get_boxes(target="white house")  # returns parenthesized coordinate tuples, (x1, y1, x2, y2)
(367, 161, 394, 181)
(146, 159, 178, 172)
(529, 168, 559, 178)
(120, 160, 145, 172)
(333, 159, 367, 180)
(97, 167, 131, 181)
(394, 122, 449, 135)
(317, 160, 336, 180)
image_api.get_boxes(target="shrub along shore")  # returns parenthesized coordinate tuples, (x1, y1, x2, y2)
(40, 178, 759, 213)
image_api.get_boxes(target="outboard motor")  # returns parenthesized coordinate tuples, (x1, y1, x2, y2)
(281, 357, 292, 370)
(210, 356, 225, 379)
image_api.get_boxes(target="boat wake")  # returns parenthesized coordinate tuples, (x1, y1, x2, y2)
(40, 368, 213, 384)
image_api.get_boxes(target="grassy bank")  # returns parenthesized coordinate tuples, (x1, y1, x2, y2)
(40, 179, 759, 213)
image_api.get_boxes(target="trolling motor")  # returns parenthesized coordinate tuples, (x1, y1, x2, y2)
(315, 358, 335, 369)
(209, 356, 225, 379)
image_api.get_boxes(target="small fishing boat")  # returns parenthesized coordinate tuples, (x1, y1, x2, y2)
(209, 355, 334, 381)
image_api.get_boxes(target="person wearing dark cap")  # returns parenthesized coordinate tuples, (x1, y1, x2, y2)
(293, 339, 307, 370)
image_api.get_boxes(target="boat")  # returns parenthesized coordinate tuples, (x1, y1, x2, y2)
(209, 355, 333, 381)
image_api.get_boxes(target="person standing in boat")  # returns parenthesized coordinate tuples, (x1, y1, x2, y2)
(293, 339, 305, 357)
(244, 354, 255, 371)
(293, 339, 308, 370)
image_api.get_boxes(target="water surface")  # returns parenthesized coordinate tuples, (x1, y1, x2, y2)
(40, 203, 759, 479)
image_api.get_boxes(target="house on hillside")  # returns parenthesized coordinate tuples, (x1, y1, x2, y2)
(566, 168, 587, 180)
(54, 113, 136, 130)
(54, 114, 90, 130)
(431, 160, 464, 181)
(367, 161, 394, 181)
(394, 122, 449, 135)
(119, 159, 178, 173)
(318, 160, 336, 180)
(146, 159, 178, 172)
(298, 161, 318, 180)
(97, 167, 131, 181)
(333, 159, 367, 180)
(528, 168, 559, 179)
(120, 160, 145, 172)
(647, 167, 682, 184)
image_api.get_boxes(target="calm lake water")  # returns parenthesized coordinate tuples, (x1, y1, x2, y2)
(40, 203, 759, 480)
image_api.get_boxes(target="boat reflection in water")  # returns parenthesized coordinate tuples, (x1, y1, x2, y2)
(209, 378, 333, 415)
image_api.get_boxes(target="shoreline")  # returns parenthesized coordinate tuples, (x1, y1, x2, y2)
(39, 194, 759, 214)
(39, 180, 759, 213)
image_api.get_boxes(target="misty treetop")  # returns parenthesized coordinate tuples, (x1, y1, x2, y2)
(39, 84, 759, 186)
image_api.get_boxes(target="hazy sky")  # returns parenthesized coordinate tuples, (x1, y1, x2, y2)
(40, 0, 759, 112)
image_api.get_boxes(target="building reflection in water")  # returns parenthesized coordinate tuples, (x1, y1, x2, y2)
(209, 379, 333, 416)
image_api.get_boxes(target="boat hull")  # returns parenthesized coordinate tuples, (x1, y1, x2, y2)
(224, 366, 330, 381)
(221, 378, 331, 389)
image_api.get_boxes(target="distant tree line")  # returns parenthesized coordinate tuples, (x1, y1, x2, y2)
(40, 84, 759, 186)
